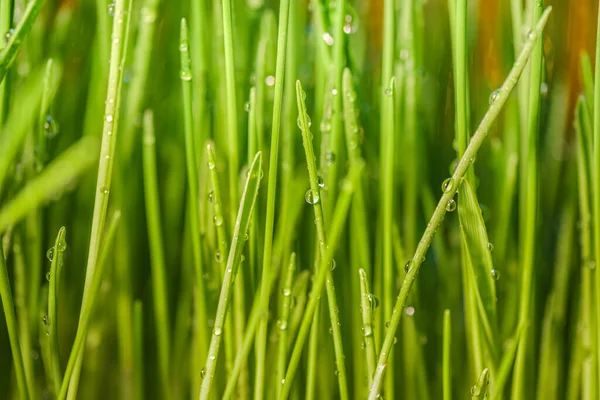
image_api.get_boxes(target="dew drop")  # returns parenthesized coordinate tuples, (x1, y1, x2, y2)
(405, 306, 415, 316)
(322, 32, 334, 46)
(42, 314, 50, 326)
(208, 161, 216, 170)
(297, 114, 312, 130)
(487, 242, 494, 252)
(317, 175, 325, 188)
(305, 189, 320, 204)
(320, 119, 332, 133)
(445, 199, 456, 212)
(491, 269, 500, 280)
(214, 327, 222, 336)
(540, 82, 549, 96)
(179, 43, 188, 52)
(244, 102, 251, 112)
(384, 87, 393, 97)
(44, 115, 60, 138)
(180, 69, 192, 81)
(282, 288, 291, 297)
(265, 75, 275, 86)
(589, 260, 597, 270)
(385, 321, 390, 328)
(46, 271, 51, 282)
(329, 258, 337, 271)
(108, 2, 116, 16)
(100, 187, 110, 195)
(326, 152, 336, 166)
(343, 23, 352, 34)
(441, 178, 455, 193)
(331, 88, 338, 96)
(215, 251, 222, 262)
(489, 89, 501, 105)
(367, 294, 379, 310)
(213, 215, 224, 226)
(46, 247, 54, 262)
(208, 191, 214, 203)
(105, 115, 114, 123)
(201, 369, 206, 378)
(404, 259, 412, 274)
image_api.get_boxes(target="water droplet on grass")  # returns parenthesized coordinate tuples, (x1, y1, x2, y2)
(487, 242, 494, 252)
(305, 189, 319, 204)
(491, 269, 500, 280)
(46, 272, 51, 281)
(108, 2, 116, 16)
(213, 215, 223, 226)
(445, 199, 456, 212)
(404, 260, 412, 273)
(265, 75, 275, 86)
(297, 114, 312, 129)
(322, 32, 334, 46)
(317, 175, 325, 188)
(489, 89, 501, 105)
(47, 247, 54, 261)
(44, 115, 60, 138)
(441, 177, 455, 192)
(214, 327, 222, 336)
(326, 152, 336, 165)
(367, 294, 379, 310)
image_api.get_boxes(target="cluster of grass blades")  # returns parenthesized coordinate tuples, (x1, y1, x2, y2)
(1, 0, 599, 399)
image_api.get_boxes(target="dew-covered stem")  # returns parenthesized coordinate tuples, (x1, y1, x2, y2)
(199, 152, 262, 400)
(276, 253, 296, 398)
(359, 269, 377, 386)
(367, 8, 552, 398)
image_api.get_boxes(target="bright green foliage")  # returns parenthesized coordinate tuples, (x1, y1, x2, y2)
(0, 0, 594, 399)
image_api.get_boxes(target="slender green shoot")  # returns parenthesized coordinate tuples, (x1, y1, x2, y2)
(0, 0, 45, 82)
(199, 152, 263, 399)
(359, 268, 377, 386)
(47, 227, 67, 395)
(443, 309, 451, 400)
(254, 0, 291, 395)
(0, 237, 30, 400)
(141, 110, 170, 399)
(367, 8, 553, 398)
(59, 210, 121, 400)
(593, 0, 600, 388)
(276, 253, 296, 398)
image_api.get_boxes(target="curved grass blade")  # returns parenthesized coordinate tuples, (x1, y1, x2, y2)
(276, 253, 296, 398)
(0, 136, 100, 234)
(457, 179, 498, 351)
(581, 52, 594, 115)
(0, 61, 61, 194)
(359, 268, 377, 386)
(141, 110, 170, 399)
(58, 210, 121, 400)
(280, 158, 364, 399)
(367, 8, 553, 398)
(36, 59, 58, 171)
(0, 238, 30, 399)
(443, 309, 451, 400)
(47, 227, 67, 395)
(294, 79, 349, 400)
(254, 0, 292, 394)
(199, 152, 263, 399)
(0, 0, 45, 82)
(471, 368, 490, 400)
(490, 324, 523, 399)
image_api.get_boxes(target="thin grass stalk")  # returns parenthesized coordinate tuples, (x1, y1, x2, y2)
(0, 0, 44, 82)
(359, 269, 377, 386)
(276, 253, 296, 398)
(367, 9, 552, 398)
(443, 309, 451, 400)
(0, 238, 30, 399)
(295, 80, 349, 400)
(179, 20, 209, 396)
(59, 211, 121, 400)
(141, 110, 171, 399)
(67, 1, 131, 395)
(206, 143, 235, 375)
(133, 300, 144, 400)
(305, 249, 321, 400)
(199, 152, 262, 399)
(381, 75, 396, 399)
(221, 0, 239, 224)
(47, 227, 67, 394)
(36, 59, 54, 171)
(254, 0, 291, 395)
(513, 1, 544, 397)
(0, 0, 12, 125)
(279, 159, 363, 400)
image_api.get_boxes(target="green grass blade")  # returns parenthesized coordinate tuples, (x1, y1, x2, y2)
(59, 210, 121, 400)
(47, 226, 67, 395)
(254, 0, 291, 394)
(36, 59, 57, 171)
(199, 151, 263, 399)
(471, 368, 490, 399)
(280, 156, 364, 399)
(359, 268, 377, 386)
(581, 51, 594, 115)
(443, 309, 451, 400)
(593, 0, 600, 388)
(0, 137, 100, 233)
(133, 300, 144, 400)
(141, 110, 171, 399)
(180, 20, 209, 394)
(0, 0, 44, 82)
(0, 61, 60, 194)
(367, 9, 553, 398)
(276, 253, 296, 398)
(0, 235, 30, 399)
